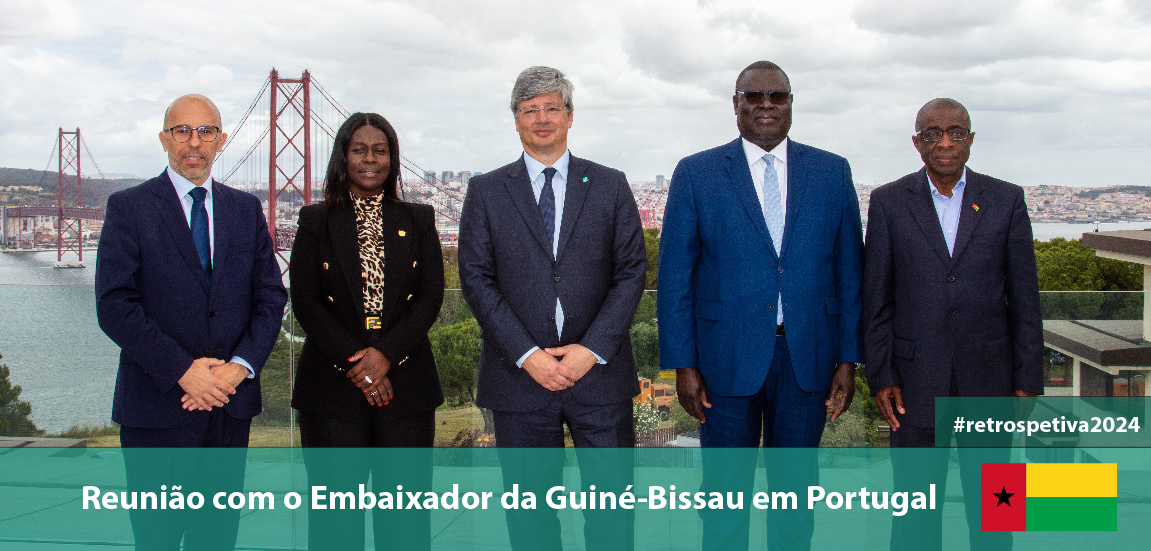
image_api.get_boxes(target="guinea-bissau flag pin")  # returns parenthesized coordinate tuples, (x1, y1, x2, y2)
(981, 463, 1117, 531)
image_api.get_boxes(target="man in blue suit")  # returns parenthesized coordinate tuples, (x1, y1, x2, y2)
(96, 94, 287, 549)
(657, 61, 864, 550)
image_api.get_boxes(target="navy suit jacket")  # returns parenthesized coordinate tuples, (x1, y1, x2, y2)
(96, 170, 287, 429)
(863, 168, 1044, 428)
(459, 154, 646, 412)
(657, 138, 865, 396)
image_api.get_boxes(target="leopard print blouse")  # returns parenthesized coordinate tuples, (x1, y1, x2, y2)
(352, 193, 385, 316)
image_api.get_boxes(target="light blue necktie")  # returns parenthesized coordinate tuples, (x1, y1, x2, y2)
(189, 186, 212, 288)
(762, 154, 784, 322)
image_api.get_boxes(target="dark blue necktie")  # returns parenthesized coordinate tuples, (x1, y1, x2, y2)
(539, 167, 557, 251)
(189, 186, 212, 288)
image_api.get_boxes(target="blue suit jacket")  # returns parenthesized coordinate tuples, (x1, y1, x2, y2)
(657, 138, 864, 396)
(459, 155, 646, 412)
(96, 170, 287, 429)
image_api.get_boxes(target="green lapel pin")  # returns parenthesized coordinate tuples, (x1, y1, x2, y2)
(582, 176, 588, 182)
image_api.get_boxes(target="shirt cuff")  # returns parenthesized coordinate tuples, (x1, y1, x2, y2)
(515, 347, 539, 368)
(590, 350, 607, 365)
(230, 356, 255, 379)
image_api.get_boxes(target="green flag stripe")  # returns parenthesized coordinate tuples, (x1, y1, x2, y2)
(1027, 497, 1118, 531)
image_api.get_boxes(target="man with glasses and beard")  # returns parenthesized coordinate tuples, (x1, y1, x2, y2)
(96, 94, 286, 549)
(658, 60, 864, 551)
(863, 98, 1042, 550)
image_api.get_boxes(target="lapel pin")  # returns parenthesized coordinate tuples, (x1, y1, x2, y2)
(972, 203, 980, 211)
(398, 230, 406, 237)
(582, 176, 588, 182)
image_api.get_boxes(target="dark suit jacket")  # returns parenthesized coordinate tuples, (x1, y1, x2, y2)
(289, 199, 445, 422)
(458, 154, 646, 412)
(96, 170, 288, 429)
(863, 167, 1044, 428)
(657, 138, 865, 396)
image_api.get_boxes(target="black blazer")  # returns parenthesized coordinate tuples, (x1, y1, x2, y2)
(458, 154, 647, 412)
(863, 167, 1044, 428)
(289, 198, 445, 422)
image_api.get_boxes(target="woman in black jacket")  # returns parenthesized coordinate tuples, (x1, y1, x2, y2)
(290, 112, 444, 550)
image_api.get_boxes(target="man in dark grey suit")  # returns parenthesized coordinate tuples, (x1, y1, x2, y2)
(458, 66, 646, 550)
(863, 98, 1043, 550)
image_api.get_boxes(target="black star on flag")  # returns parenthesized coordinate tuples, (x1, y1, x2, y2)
(994, 486, 1014, 507)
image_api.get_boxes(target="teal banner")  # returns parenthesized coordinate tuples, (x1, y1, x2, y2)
(0, 447, 1147, 549)
(934, 397, 1150, 448)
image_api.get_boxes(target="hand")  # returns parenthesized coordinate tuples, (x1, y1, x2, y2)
(177, 357, 234, 411)
(825, 362, 856, 422)
(182, 362, 249, 411)
(522, 349, 574, 391)
(676, 367, 712, 424)
(363, 375, 394, 407)
(875, 385, 905, 431)
(1013, 388, 1038, 422)
(347, 347, 391, 391)
(544, 344, 597, 384)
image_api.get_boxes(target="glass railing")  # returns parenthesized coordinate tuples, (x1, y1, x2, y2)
(0, 258, 1145, 448)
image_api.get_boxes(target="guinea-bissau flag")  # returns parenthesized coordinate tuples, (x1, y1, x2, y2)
(981, 463, 1117, 531)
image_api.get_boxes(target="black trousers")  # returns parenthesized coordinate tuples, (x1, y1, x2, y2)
(299, 409, 435, 551)
(493, 396, 635, 551)
(120, 409, 250, 551)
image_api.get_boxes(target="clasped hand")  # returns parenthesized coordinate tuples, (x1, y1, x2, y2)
(179, 358, 246, 411)
(348, 347, 393, 407)
(523, 344, 598, 391)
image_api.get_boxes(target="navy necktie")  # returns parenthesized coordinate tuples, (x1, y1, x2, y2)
(539, 167, 557, 251)
(189, 186, 212, 288)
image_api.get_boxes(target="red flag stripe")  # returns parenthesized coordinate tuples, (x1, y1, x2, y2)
(982, 463, 1027, 531)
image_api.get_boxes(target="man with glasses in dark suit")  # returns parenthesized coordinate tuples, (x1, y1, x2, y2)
(96, 94, 287, 549)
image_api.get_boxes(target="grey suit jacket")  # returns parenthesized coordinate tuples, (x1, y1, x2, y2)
(458, 154, 646, 412)
(863, 167, 1044, 428)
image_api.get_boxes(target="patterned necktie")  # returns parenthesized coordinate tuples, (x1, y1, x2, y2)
(762, 154, 784, 323)
(761, 153, 784, 255)
(189, 186, 212, 288)
(539, 167, 557, 251)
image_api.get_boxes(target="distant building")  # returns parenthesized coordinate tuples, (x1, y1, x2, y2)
(423, 171, 436, 185)
(441, 171, 454, 184)
(458, 171, 472, 187)
(656, 175, 666, 191)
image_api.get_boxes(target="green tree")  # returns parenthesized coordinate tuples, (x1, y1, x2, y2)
(255, 334, 299, 426)
(633, 400, 661, 433)
(1035, 238, 1142, 291)
(0, 354, 42, 437)
(643, 228, 660, 290)
(430, 318, 482, 406)
(630, 322, 660, 380)
(631, 292, 657, 326)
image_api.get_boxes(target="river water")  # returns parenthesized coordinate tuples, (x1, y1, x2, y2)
(0, 221, 1145, 433)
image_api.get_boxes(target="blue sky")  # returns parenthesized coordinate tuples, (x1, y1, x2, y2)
(1, 0, 1149, 187)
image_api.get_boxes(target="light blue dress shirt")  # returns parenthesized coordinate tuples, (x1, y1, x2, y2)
(927, 168, 968, 256)
(168, 167, 255, 378)
(514, 151, 605, 368)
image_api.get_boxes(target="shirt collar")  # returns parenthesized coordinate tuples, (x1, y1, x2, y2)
(927, 167, 967, 198)
(167, 166, 213, 199)
(742, 137, 788, 168)
(523, 150, 571, 183)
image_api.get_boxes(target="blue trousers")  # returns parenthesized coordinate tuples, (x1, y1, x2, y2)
(699, 336, 828, 551)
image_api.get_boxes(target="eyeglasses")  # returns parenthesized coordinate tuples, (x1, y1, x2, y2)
(515, 106, 568, 119)
(736, 90, 792, 106)
(917, 127, 972, 143)
(166, 125, 221, 143)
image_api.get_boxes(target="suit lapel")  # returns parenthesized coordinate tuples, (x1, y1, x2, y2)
(378, 200, 412, 322)
(904, 169, 952, 266)
(557, 155, 592, 260)
(950, 170, 985, 264)
(210, 181, 230, 290)
(723, 139, 776, 257)
(328, 201, 366, 317)
(503, 155, 555, 260)
(149, 172, 209, 294)
(781, 139, 807, 258)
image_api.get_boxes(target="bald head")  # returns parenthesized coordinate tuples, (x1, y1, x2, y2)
(164, 94, 222, 129)
(915, 98, 970, 131)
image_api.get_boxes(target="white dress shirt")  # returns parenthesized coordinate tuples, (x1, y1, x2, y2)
(167, 166, 254, 378)
(741, 138, 788, 325)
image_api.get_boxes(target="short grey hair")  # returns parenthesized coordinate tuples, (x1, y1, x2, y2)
(915, 98, 971, 131)
(510, 66, 574, 113)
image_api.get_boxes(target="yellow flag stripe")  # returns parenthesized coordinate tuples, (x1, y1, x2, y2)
(1026, 463, 1117, 497)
